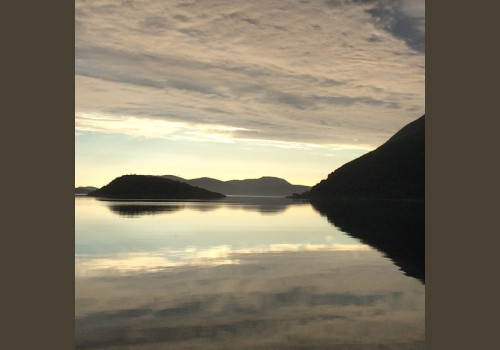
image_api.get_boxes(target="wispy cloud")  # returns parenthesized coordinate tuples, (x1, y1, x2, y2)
(75, 112, 248, 142)
(75, 0, 424, 148)
(75, 111, 374, 152)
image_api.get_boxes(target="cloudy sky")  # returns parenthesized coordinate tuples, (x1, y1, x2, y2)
(75, 0, 425, 187)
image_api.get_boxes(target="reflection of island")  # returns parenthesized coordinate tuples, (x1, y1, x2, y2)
(107, 204, 184, 217)
(102, 196, 303, 217)
(311, 199, 425, 283)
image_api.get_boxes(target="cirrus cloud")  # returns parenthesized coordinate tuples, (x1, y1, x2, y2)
(75, 0, 424, 148)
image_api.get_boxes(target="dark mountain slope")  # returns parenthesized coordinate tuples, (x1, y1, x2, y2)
(88, 175, 225, 200)
(309, 115, 425, 200)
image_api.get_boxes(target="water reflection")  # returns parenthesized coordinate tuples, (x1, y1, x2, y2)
(76, 250, 424, 350)
(108, 203, 184, 217)
(100, 196, 300, 216)
(220, 196, 296, 214)
(311, 199, 425, 283)
(76, 244, 371, 277)
(75, 197, 424, 349)
(76, 197, 361, 258)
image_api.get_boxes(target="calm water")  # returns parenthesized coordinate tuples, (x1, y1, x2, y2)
(75, 196, 425, 349)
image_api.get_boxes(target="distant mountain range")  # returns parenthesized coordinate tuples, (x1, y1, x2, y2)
(88, 175, 225, 200)
(308, 115, 425, 201)
(161, 175, 311, 196)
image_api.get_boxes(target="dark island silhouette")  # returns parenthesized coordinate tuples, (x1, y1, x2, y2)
(308, 115, 424, 201)
(161, 175, 310, 196)
(88, 175, 226, 200)
(75, 186, 98, 195)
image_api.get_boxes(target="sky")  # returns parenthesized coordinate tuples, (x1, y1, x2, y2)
(75, 0, 425, 188)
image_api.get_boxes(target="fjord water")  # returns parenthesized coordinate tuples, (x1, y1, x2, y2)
(75, 196, 424, 349)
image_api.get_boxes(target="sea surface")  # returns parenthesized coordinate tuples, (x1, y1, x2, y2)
(75, 196, 425, 349)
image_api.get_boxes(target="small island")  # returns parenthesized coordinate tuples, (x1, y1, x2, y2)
(88, 175, 226, 200)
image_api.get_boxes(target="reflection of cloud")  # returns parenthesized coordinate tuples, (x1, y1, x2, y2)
(75, 243, 370, 276)
(76, 248, 424, 349)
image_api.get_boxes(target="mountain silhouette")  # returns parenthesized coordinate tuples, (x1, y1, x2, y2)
(88, 175, 226, 200)
(309, 115, 424, 200)
(162, 175, 310, 196)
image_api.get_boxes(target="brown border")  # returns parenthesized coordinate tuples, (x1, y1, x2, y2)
(5, 2, 74, 349)
(426, 1, 495, 349)
(7, 0, 493, 349)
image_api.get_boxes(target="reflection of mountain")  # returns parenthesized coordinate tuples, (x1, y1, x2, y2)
(221, 196, 296, 214)
(89, 175, 226, 200)
(102, 196, 301, 217)
(311, 199, 425, 283)
(162, 175, 310, 196)
(227, 204, 288, 215)
(309, 115, 424, 200)
(107, 204, 183, 217)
